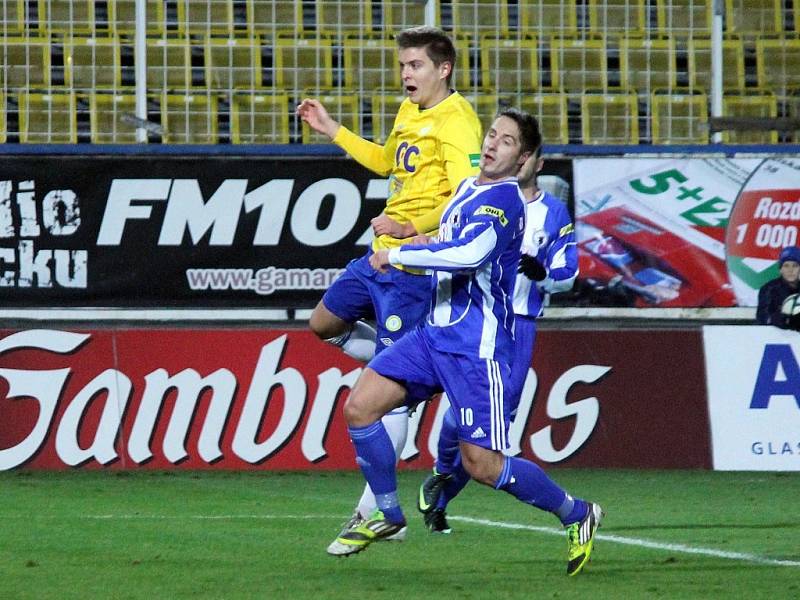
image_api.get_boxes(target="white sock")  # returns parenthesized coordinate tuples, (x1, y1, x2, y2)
(356, 408, 409, 518)
(327, 320, 377, 363)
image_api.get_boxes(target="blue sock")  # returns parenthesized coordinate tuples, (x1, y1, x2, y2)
(437, 456, 470, 510)
(434, 406, 460, 475)
(348, 422, 405, 525)
(494, 456, 587, 526)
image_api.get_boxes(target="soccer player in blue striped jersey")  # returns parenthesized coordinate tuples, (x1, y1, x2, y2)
(326, 109, 603, 576)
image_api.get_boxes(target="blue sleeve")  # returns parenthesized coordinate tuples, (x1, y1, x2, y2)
(545, 203, 579, 284)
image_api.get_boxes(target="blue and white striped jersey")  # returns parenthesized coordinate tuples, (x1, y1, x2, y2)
(512, 190, 578, 318)
(387, 176, 526, 363)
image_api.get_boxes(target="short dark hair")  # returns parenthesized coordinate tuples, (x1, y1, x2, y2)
(496, 107, 542, 156)
(396, 26, 456, 86)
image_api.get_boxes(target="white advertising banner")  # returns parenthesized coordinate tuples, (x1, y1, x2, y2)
(704, 326, 800, 471)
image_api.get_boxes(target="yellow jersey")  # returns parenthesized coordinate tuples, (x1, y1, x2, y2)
(333, 91, 482, 251)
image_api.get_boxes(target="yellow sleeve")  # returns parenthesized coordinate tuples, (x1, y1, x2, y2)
(333, 125, 394, 176)
(408, 120, 481, 235)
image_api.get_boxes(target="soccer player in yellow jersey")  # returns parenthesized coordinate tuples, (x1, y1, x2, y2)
(296, 26, 481, 551)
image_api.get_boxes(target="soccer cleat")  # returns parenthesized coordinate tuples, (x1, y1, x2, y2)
(423, 508, 452, 534)
(326, 510, 407, 557)
(417, 469, 453, 514)
(565, 502, 604, 576)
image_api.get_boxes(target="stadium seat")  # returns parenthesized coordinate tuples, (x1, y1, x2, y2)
(655, 0, 712, 37)
(370, 91, 405, 144)
(550, 37, 608, 92)
(176, 0, 239, 36)
(38, 0, 96, 33)
(343, 36, 401, 91)
(146, 38, 193, 91)
(756, 38, 800, 94)
(301, 90, 359, 143)
(1, 37, 52, 88)
(650, 89, 708, 144)
(230, 92, 290, 143)
(0, 92, 5, 142)
(64, 36, 122, 89)
(246, 0, 303, 37)
(519, 92, 570, 144)
(688, 38, 745, 91)
(581, 91, 639, 144)
(316, 0, 374, 37)
(160, 92, 219, 144)
(479, 35, 539, 94)
(89, 92, 142, 143)
(205, 37, 263, 92)
(722, 91, 778, 143)
(108, 0, 168, 36)
(619, 38, 677, 93)
(381, 0, 439, 30)
(274, 35, 333, 92)
(460, 91, 502, 136)
(587, 0, 647, 37)
(0, 0, 28, 33)
(449, 1, 508, 39)
(783, 88, 800, 141)
(517, 1, 577, 38)
(17, 91, 78, 143)
(725, 0, 783, 37)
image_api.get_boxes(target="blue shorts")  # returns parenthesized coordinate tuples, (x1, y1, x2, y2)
(508, 315, 537, 411)
(323, 252, 431, 355)
(369, 327, 514, 451)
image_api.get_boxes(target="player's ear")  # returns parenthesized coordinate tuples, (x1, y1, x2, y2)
(438, 60, 452, 81)
(535, 156, 545, 173)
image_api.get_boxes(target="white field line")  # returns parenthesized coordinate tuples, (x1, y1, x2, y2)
(450, 515, 800, 568)
(14, 512, 800, 568)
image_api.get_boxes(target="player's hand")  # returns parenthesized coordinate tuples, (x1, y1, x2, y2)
(296, 98, 340, 139)
(371, 214, 416, 239)
(518, 254, 547, 281)
(407, 235, 433, 246)
(368, 249, 391, 273)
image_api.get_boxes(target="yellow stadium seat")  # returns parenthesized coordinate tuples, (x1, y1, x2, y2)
(230, 92, 290, 143)
(1, 37, 52, 89)
(619, 38, 677, 93)
(480, 35, 539, 93)
(316, 0, 373, 37)
(0, 92, 6, 142)
(205, 37, 263, 92)
(343, 36, 401, 91)
(146, 38, 193, 91)
(588, 0, 647, 37)
(274, 36, 334, 92)
(449, 1, 508, 38)
(725, 0, 783, 36)
(89, 92, 143, 143)
(550, 37, 608, 92)
(160, 92, 219, 144)
(108, 0, 167, 36)
(517, 1, 577, 37)
(301, 90, 359, 143)
(64, 36, 122, 89)
(0, 0, 28, 33)
(519, 92, 570, 144)
(381, 0, 439, 30)
(18, 91, 77, 143)
(650, 89, 708, 144)
(783, 89, 800, 142)
(756, 38, 800, 94)
(38, 0, 96, 33)
(722, 91, 778, 143)
(581, 91, 639, 144)
(656, 0, 712, 37)
(246, 0, 302, 36)
(176, 0, 238, 36)
(688, 38, 745, 92)
(460, 91, 501, 137)
(370, 91, 405, 144)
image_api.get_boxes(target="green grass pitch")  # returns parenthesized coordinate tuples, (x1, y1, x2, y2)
(1, 469, 798, 599)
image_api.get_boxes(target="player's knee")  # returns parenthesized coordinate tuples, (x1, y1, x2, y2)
(309, 302, 348, 340)
(460, 445, 503, 486)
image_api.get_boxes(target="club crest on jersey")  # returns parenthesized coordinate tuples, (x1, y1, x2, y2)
(476, 205, 508, 226)
(384, 315, 403, 332)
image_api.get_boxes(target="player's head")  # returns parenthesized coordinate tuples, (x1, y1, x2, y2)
(515, 115, 544, 188)
(396, 26, 455, 107)
(778, 246, 800, 285)
(478, 108, 538, 183)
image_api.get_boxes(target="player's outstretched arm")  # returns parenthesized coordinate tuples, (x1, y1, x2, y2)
(296, 98, 340, 140)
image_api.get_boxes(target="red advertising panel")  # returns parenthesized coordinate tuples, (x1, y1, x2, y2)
(0, 328, 711, 471)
